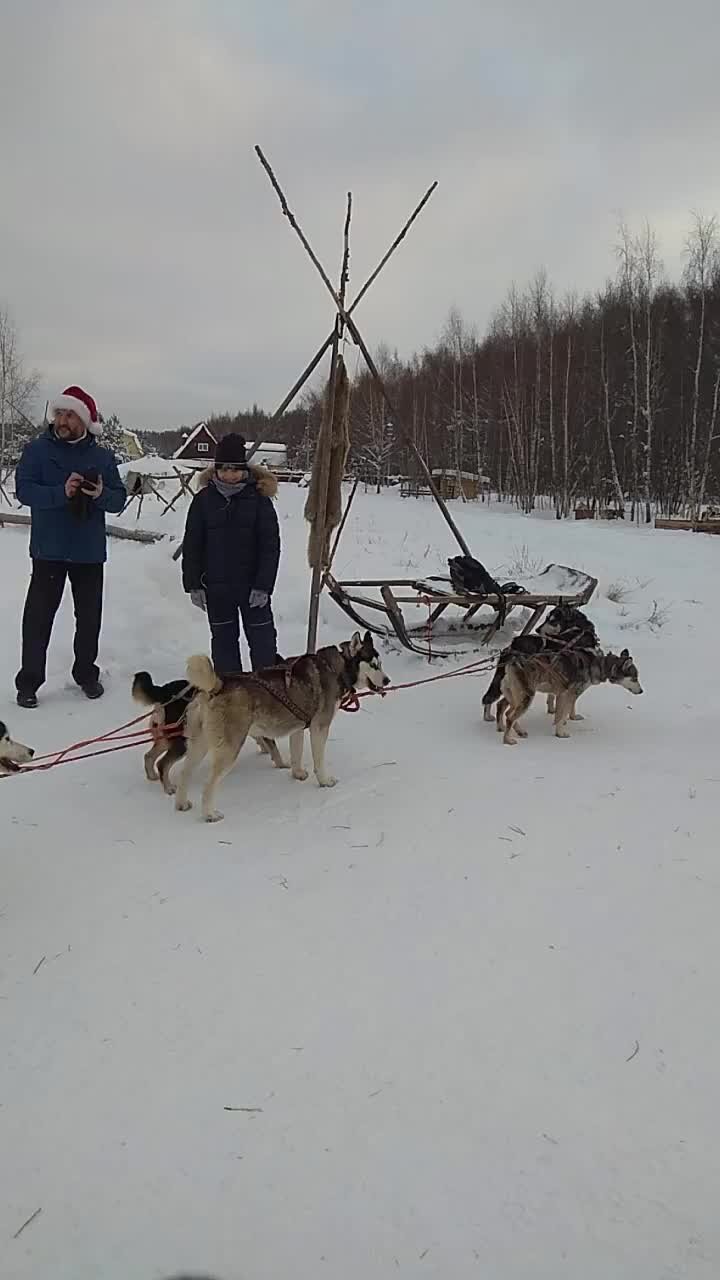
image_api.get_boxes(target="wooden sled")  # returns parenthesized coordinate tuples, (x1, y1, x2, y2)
(325, 564, 598, 657)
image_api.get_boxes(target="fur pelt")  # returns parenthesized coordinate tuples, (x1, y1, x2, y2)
(196, 463, 278, 499)
(304, 355, 351, 568)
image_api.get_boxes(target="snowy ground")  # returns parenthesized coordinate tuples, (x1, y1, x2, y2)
(1, 486, 718, 1280)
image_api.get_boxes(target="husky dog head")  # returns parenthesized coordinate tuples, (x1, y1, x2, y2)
(605, 649, 643, 694)
(0, 721, 35, 775)
(343, 632, 391, 692)
(538, 604, 596, 642)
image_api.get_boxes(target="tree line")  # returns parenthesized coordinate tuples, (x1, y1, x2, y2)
(4, 212, 720, 519)
(330, 214, 720, 520)
(185, 213, 720, 519)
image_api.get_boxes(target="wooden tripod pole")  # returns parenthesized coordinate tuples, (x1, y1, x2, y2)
(325, 475, 359, 578)
(173, 176, 439, 565)
(306, 322, 342, 653)
(255, 147, 471, 557)
(246, 177, 438, 467)
(306, 193, 353, 653)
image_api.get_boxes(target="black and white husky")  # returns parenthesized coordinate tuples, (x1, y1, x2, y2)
(0, 721, 35, 775)
(131, 673, 195, 795)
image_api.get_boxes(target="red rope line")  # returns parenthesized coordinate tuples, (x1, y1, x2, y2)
(344, 652, 495, 710)
(18, 715, 183, 773)
(22, 739, 161, 773)
(12, 654, 496, 776)
(27, 707, 159, 764)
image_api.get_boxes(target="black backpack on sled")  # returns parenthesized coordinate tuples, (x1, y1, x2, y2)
(447, 555, 526, 626)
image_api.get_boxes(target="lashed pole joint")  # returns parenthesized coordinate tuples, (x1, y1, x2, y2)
(245, 165, 435, 458)
(245, 169, 437, 462)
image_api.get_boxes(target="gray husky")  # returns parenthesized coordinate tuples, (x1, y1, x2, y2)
(175, 632, 390, 822)
(482, 604, 600, 722)
(497, 647, 643, 745)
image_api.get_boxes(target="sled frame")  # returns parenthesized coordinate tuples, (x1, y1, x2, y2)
(325, 567, 599, 658)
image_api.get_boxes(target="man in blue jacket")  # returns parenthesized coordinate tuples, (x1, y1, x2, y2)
(182, 432, 281, 673)
(14, 385, 126, 708)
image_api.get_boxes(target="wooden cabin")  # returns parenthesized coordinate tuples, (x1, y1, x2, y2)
(430, 469, 490, 500)
(172, 422, 218, 465)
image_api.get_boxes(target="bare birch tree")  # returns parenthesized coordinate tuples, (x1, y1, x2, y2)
(617, 223, 641, 518)
(684, 213, 719, 517)
(636, 222, 663, 521)
(696, 367, 720, 519)
(598, 297, 625, 511)
(557, 292, 578, 517)
(0, 306, 39, 481)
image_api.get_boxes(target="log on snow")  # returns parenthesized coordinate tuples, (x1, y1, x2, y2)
(654, 517, 720, 535)
(0, 510, 166, 544)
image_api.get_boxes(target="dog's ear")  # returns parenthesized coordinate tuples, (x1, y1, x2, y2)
(349, 632, 362, 656)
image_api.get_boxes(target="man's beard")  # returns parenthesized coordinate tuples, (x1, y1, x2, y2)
(55, 424, 86, 441)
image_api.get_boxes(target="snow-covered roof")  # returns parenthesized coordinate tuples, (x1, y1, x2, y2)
(431, 468, 491, 482)
(247, 441, 286, 453)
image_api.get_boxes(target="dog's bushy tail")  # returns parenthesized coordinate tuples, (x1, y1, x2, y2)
(186, 654, 221, 695)
(132, 671, 162, 706)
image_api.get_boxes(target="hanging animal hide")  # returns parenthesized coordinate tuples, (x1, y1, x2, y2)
(304, 354, 351, 568)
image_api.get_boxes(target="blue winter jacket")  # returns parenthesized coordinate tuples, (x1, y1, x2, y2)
(15, 429, 126, 564)
(181, 465, 280, 597)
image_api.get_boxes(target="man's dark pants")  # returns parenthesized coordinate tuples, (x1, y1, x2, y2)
(206, 587, 278, 675)
(15, 560, 103, 696)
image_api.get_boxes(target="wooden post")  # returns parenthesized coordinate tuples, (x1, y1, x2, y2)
(0, 465, 12, 506)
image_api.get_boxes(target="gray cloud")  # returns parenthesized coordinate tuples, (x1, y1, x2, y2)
(2, 0, 719, 428)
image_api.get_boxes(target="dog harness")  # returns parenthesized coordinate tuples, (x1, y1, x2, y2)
(242, 651, 357, 727)
(241, 667, 313, 727)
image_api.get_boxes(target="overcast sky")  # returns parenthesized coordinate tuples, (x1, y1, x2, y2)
(2, 0, 719, 430)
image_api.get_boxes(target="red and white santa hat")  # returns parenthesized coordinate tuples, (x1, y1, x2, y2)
(49, 385, 103, 436)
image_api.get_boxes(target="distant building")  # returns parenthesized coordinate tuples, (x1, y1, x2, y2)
(170, 426, 288, 471)
(247, 441, 287, 469)
(430, 468, 491, 500)
(121, 428, 145, 461)
(172, 422, 218, 464)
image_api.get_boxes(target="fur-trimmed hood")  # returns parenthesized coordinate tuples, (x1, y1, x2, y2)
(196, 464, 278, 499)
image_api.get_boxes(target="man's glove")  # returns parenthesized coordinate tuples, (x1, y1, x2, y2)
(249, 589, 269, 609)
(189, 589, 207, 612)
